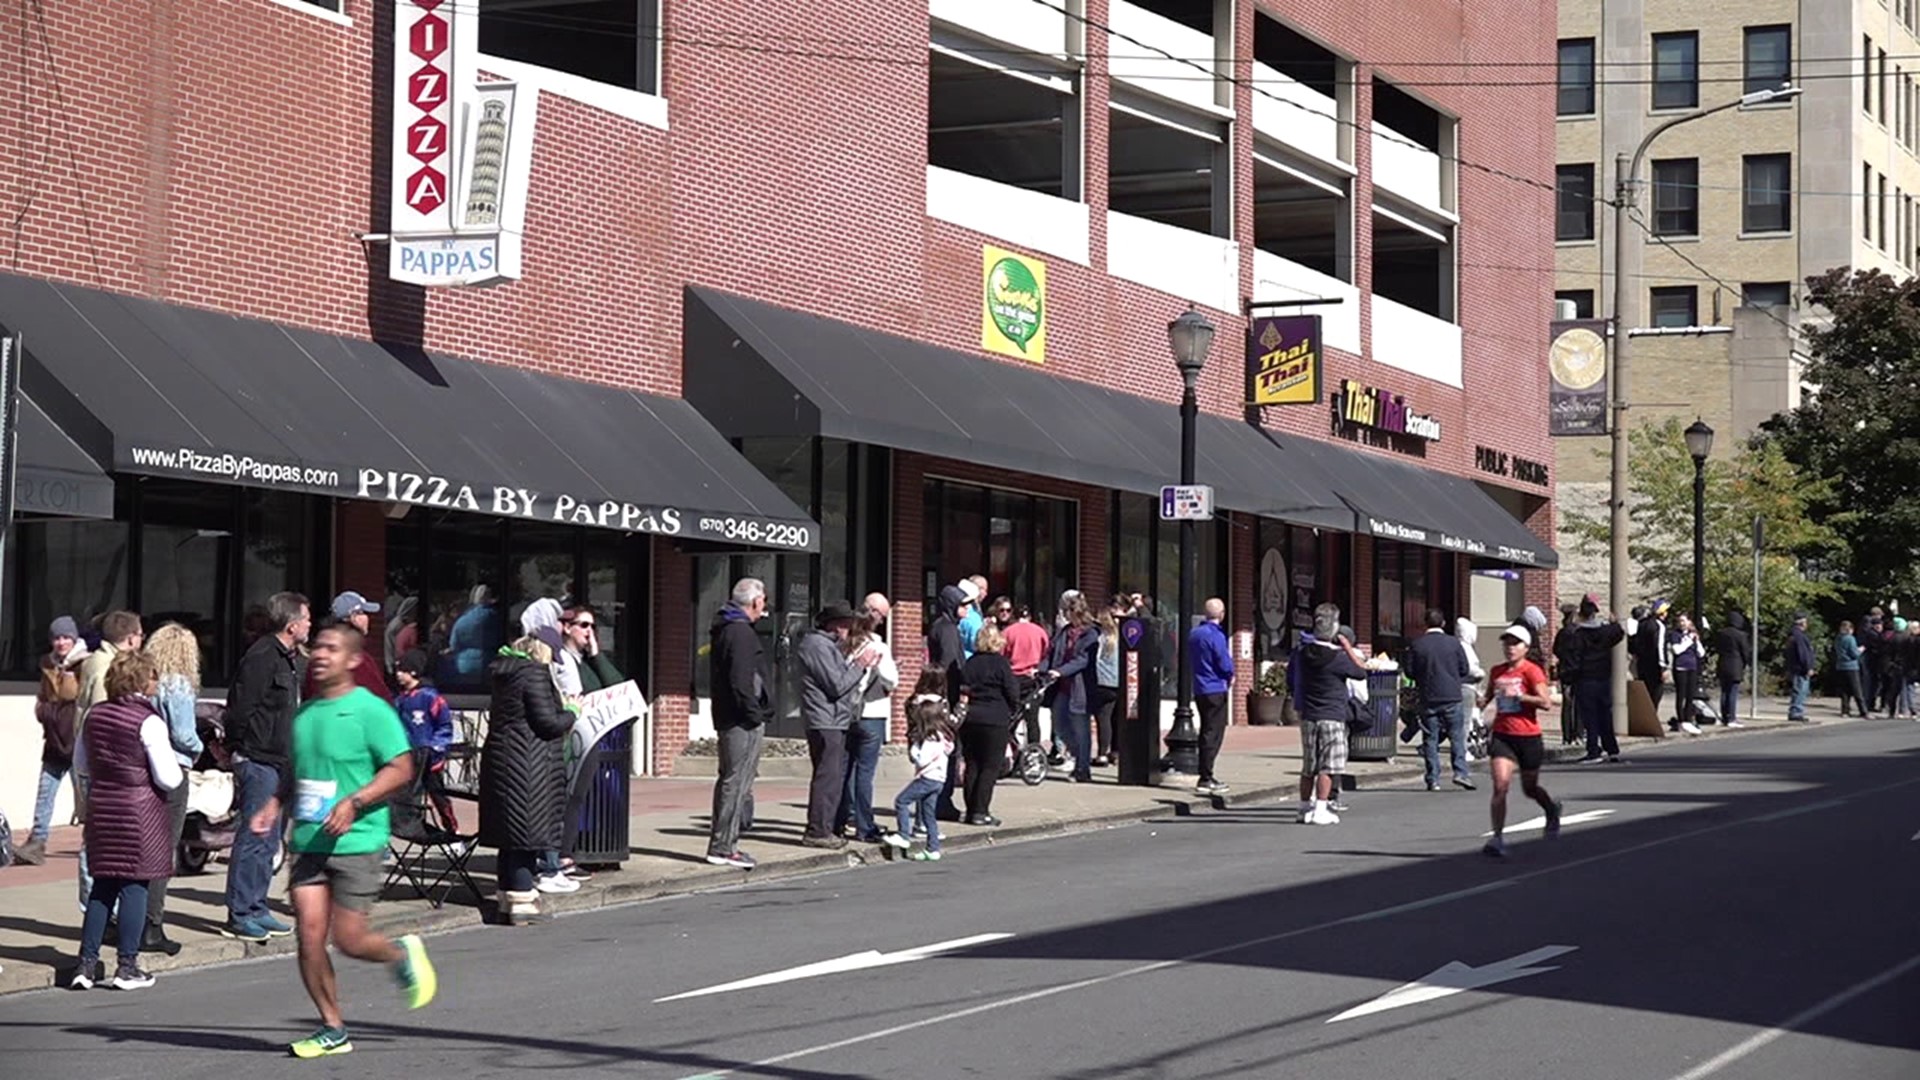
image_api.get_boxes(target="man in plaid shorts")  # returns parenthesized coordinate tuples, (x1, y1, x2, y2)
(1295, 604, 1369, 825)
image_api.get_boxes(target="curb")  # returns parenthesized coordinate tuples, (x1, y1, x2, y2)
(0, 717, 1820, 998)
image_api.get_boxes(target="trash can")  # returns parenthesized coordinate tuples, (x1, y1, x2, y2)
(566, 720, 634, 866)
(1348, 671, 1403, 762)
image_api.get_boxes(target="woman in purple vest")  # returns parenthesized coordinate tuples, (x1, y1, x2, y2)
(70, 649, 183, 991)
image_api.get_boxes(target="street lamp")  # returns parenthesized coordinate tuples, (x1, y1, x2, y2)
(1685, 418, 1714, 620)
(1164, 305, 1214, 777)
(1607, 83, 1799, 736)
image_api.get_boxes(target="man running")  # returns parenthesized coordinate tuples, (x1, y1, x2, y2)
(1481, 625, 1562, 858)
(250, 624, 437, 1057)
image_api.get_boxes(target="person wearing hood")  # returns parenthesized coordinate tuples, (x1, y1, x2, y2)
(519, 598, 580, 698)
(18, 617, 90, 866)
(798, 600, 879, 848)
(447, 586, 503, 686)
(1713, 609, 1753, 727)
(1833, 619, 1865, 718)
(1563, 596, 1628, 763)
(926, 585, 967, 711)
(705, 579, 771, 870)
(478, 635, 574, 926)
(1456, 615, 1486, 746)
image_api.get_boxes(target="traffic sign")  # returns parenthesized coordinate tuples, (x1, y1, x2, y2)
(1159, 484, 1213, 521)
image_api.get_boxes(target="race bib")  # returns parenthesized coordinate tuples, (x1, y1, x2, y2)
(293, 778, 338, 824)
(1494, 676, 1526, 715)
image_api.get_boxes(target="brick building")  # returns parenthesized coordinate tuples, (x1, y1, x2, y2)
(0, 0, 1557, 819)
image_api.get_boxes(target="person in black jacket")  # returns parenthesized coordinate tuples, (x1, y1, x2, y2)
(1563, 596, 1627, 763)
(705, 578, 771, 870)
(1296, 604, 1369, 825)
(926, 585, 968, 710)
(1713, 610, 1752, 727)
(1784, 613, 1816, 721)
(1631, 600, 1670, 714)
(1406, 608, 1474, 792)
(479, 636, 574, 926)
(959, 623, 1021, 826)
(223, 591, 311, 941)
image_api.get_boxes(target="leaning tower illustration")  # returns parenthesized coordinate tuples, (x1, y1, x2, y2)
(464, 98, 508, 227)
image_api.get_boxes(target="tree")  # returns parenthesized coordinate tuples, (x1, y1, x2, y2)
(1564, 418, 1842, 663)
(1762, 268, 1920, 603)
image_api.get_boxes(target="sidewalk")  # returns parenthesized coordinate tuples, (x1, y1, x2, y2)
(0, 699, 1834, 996)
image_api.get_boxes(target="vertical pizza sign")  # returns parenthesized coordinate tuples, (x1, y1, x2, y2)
(388, 1, 536, 287)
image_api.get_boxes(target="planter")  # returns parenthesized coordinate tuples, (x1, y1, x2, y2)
(1248, 692, 1286, 726)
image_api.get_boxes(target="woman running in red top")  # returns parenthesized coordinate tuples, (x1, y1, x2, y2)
(1480, 625, 1563, 858)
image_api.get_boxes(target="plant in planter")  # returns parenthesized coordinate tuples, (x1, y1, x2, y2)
(1249, 661, 1290, 725)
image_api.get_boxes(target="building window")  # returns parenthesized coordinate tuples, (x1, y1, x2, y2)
(478, 0, 662, 96)
(1880, 173, 1890, 248)
(1742, 154, 1791, 233)
(1371, 541, 1438, 650)
(1254, 520, 1328, 663)
(1650, 286, 1698, 328)
(925, 477, 1078, 635)
(1865, 163, 1876, 240)
(1651, 158, 1699, 236)
(1880, 48, 1891, 124)
(1556, 289, 1595, 318)
(1865, 37, 1877, 117)
(1652, 32, 1699, 110)
(1742, 25, 1791, 96)
(1556, 164, 1595, 240)
(1111, 491, 1227, 698)
(1742, 282, 1791, 308)
(1558, 38, 1596, 115)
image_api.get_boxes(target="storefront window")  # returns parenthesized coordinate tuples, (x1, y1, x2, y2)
(138, 482, 235, 677)
(1373, 539, 1430, 656)
(1114, 493, 1152, 600)
(1, 517, 130, 672)
(1111, 492, 1227, 695)
(819, 439, 851, 606)
(242, 490, 314, 653)
(923, 477, 1077, 628)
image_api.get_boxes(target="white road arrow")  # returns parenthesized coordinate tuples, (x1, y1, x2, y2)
(1327, 945, 1578, 1023)
(1911, 827, 1919, 841)
(654, 933, 1013, 1003)
(1483, 808, 1614, 837)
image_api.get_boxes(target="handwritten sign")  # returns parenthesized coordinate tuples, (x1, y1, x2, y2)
(568, 679, 648, 784)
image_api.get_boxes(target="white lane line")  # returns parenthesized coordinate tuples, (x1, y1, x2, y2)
(1483, 809, 1615, 837)
(1338, 881, 1514, 924)
(675, 772, 1920, 1080)
(1746, 798, 1848, 823)
(654, 934, 1013, 1002)
(1662, 951, 1920, 1080)
(1326, 945, 1580, 1024)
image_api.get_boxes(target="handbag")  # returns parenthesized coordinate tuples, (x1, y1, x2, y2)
(1344, 694, 1372, 735)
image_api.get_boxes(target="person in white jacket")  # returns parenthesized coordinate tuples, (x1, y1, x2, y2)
(1456, 618, 1486, 739)
(836, 594, 900, 842)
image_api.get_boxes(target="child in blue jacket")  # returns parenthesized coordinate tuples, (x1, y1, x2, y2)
(394, 650, 458, 829)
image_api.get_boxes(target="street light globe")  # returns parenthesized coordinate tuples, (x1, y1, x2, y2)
(1167, 306, 1216, 379)
(1684, 418, 1715, 462)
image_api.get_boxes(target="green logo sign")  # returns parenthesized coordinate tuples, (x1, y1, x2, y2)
(987, 257, 1043, 353)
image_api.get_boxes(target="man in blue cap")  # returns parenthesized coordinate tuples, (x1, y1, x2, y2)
(304, 592, 391, 700)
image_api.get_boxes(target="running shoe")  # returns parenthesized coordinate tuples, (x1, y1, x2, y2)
(1680, 721, 1703, 736)
(882, 832, 912, 851)
(1574, 754, 1605, 765)
(907, 849, 942, 861)
(393, 934, 437, 1010)
(1545, 800, 1565, 840)
(1724, 720, 1746, 729)
(1482, 837, 1508, 859)
(257, 914, 295, 939)
(220, 919, 271, 943)
(535, 872, 580, 894)
(705, 851, 756, 869)
(110, 964, 155, 991)
(289, 1026, 353, 1059)
(69, 959, 100, 991)
(1452, 777, 1477, 791)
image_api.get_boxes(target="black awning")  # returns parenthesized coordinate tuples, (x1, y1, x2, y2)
(684, 286, 1352, 531)
(0, 274, 818, 552)
(12, 389, 114, 519)
(1272, 433, 1557, 568)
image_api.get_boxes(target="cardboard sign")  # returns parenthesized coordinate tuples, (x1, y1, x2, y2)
(568, 679, 648, 783)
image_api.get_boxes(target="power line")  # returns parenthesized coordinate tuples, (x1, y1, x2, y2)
(1623, 208, 1802, 340)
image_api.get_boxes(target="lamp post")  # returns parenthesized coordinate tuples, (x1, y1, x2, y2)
(1163, 305, 1215, 777)
(1684, 418, 1714, 621)
(1607, 83, 1800, 736)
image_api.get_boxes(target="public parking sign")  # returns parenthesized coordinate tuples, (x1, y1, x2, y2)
(1160, 484, 1214, 521)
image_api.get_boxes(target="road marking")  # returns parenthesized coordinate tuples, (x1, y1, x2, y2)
(1482, 809, 1614, 837)
(1661, 951, 1920, 1080)
(673, 772, 1920, 1080)
(1338, 881, 1513, 924)
(1326, 945, 1578, 1024)
(655, 933, 1013, 1003)
(1746, 798, 1847, 823)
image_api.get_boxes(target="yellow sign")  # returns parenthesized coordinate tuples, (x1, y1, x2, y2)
(1248, 315, 1321, 405)
(982, 245, 1046, 363)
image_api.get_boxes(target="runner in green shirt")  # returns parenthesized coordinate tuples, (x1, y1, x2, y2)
(249, 623, 438, 1058)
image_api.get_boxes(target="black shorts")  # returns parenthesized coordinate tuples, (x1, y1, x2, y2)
(1488, 733, 1546, 772)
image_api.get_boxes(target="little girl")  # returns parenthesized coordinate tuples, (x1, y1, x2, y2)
(886, 673, 954, 861)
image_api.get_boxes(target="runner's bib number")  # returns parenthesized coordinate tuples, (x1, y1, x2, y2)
(1493, 675, 1526, 715)
(293, 779, 338, 824)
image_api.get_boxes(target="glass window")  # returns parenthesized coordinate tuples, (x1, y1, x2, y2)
(423, 512, 506, 693)
(1865, 36, 1877, 117)
(139, 481, 235, 678)
(925, 477, 1076, 630)
(1153, 517, 1225, 698)
(241, 490, 312, 660)
(819, 439, 852, 607)
(1557, 38, 1595, 115)
(1556, 164, 1595, 240)
(1114, 493, 1153, 603)
(584, 531, 643, 689)
(1743, 25, 1791, 96)
(1372, 540, 1432, 654)
(1650, 286, 1698, 328)
(1742, 281, 1792, 308)
(1865, 162, 1875, 240)
(1652, 32, 1699, 110)
(1652, 158, 1699, 236)
(690, 554, 731, 701)
(1742, 154, 1791, 233)
(478, 0, 661, 96)
(1556, 289, 1595, 318)
(2, 517, 130, 673)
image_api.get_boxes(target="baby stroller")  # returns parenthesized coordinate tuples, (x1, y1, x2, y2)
(1001, 674, 1058, 787)
(177, 702, 237, 875)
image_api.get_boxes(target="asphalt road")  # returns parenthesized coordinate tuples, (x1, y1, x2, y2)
(4, 721, 1918, 1080)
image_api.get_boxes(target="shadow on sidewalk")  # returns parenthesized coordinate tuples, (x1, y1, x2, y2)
(0, 915, 74, 972)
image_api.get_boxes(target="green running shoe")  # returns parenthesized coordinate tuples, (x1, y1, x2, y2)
(289, 1026, 352, 1058)
(393, 933, 438, 1010)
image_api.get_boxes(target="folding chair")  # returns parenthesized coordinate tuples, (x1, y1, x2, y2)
(385, 750, 483, 909)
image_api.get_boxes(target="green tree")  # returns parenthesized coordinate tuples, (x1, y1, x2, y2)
(1762, 268, 1920, 603)
(1564, 419, 1841, 666)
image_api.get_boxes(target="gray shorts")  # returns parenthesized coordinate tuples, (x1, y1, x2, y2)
(1300, 719, 1349, 777)
(288, 851, 384, 913)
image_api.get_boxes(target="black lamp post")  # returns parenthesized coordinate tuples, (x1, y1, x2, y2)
(1163, 305, 1215, 777)
(1684, 418, 1715, 620)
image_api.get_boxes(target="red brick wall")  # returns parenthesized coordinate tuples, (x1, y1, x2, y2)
(334, 500, 390, 669)
(651, 541, 692, 775)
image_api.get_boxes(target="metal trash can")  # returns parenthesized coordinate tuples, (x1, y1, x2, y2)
(1348, 671, 1403, 762)
(566, 720, 634, 866)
